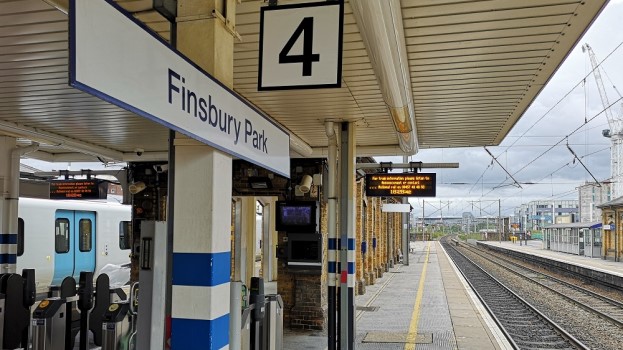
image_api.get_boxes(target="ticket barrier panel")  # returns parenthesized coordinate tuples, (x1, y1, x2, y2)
(240, 305, 253, 350)
(101, 283, 138, 350)
(101, 302, 131, 350)
(32, 276, 77, 350)
(90, 273, 121, 346)
(31, 298, 69, 350)
(264, 294, 283, 350)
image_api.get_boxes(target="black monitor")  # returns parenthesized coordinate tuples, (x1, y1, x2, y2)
(275, 201, 317, 233)
(287, 233, 322, 269)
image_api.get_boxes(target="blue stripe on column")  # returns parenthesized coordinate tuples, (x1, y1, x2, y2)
(328, 238, 337, 250)
(172, 252, 231, 287)
(0, 254, 16, 264)
(0, 234, 17, 244)
(348, 262, 355, 274)
(328, 262, 336, 273)
(171, 313, 230, 349)
(348, 238, 355, 250)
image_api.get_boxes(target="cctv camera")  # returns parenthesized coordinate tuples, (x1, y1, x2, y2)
(135, 148, 144, 156)
(154, 164, 169, 173)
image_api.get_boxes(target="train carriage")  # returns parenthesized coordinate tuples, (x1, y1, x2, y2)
(15, 197, 131, 290)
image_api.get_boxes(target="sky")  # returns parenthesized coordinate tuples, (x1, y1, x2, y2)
(23, 0, 623, 219)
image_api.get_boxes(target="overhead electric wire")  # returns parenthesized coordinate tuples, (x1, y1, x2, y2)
(493, 42, 623, 184)
(422, 42, 623, 216)
(500, 40, 623, 153)
(482, 98, 621, 197)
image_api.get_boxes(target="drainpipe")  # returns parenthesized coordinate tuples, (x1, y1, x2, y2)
(7, 142, 39, 273)
(325, 121, 337, 350)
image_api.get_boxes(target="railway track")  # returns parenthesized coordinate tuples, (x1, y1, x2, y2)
(441, 238, 588, 350)
(461, 242, 623, 328)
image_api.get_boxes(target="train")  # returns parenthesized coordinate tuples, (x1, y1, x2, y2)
(15, 197, 131, 291)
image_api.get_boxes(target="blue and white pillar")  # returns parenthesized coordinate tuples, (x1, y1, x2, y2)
(171, 0, 235, 347)
(0, 136, 16, 273)
(339, 122, 356, 349)
(171, 140, 232, 349)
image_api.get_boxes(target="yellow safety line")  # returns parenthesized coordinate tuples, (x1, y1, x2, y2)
(404, 242, 431, 350)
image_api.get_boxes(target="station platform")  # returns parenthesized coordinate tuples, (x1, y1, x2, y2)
(282, 241, 512, 350)
(478, 240, 623, 279)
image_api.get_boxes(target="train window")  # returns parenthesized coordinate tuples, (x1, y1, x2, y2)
(55, 218, 70, 253)
(17, 218, 24, 256)
(79, 219, 92, 252)
(119, 221, 131, 250)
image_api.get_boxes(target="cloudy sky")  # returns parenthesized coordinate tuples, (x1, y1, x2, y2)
(389, 0, 623, 219)
(23, 1, 623, 219)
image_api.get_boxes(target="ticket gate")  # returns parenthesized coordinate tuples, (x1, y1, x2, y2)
(248, 277, 284, 350)
(31, 297, 69, 350)
(101, 282, 138, 350)
(102, 302, 132, 350)
(31, 276, 77, 350)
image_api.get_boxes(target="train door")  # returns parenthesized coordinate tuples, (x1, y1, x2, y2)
(53, 210, 96, 285)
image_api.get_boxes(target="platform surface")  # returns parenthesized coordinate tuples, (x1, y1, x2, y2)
(283, 241, 512, 350)
(479, 240, 623, 278)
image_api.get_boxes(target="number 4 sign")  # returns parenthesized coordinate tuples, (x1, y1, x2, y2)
(258, 1, 344, 90)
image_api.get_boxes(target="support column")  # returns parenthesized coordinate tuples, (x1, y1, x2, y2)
(261, 198, 277, 282)
(401, 155, 409, 265)
(339, 122, 355, 349)
(0, 137, 16, 273)
(171, 1, 235, 348)
(172, 143, 232, 349)
(242, 197, 256, 286)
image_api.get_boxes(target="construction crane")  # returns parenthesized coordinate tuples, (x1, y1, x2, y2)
(582, 43, 623, 198)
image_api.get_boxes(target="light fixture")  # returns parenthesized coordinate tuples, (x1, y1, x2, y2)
(249, 176, 272, 189)
(350, 0, 418, 154)
(129, 181, 146, 195)
(299, 175, 313, 193)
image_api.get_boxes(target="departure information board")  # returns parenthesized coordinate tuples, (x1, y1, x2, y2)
(365, 173, 436, 197)
(50, 180, 108, 199)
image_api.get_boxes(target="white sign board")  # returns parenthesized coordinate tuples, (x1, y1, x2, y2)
(69, 0, 290, 177)
(382, 204, 411, 213)
(258, 1, 343, 90)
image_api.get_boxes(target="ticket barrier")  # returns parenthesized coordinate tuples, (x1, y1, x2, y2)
(90, 273, 128, 346)
(101, 302, 131, 350)
(101, 283, 138, 350)
(31, 271, 125, 350)
(32, 276, 78, 350)
(240, 305, 253, 350)
(0, 269, 36, 350)
(248, 277, 284, 350)
(264, 294, 283, 350)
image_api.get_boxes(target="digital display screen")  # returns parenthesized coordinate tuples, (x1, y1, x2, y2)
(280, 206, 312, 225)
(290, 240, 320, 261)
(50, 180, 108, 200)
(275, 201, 317, 233)
(365, 173, 436, 197)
